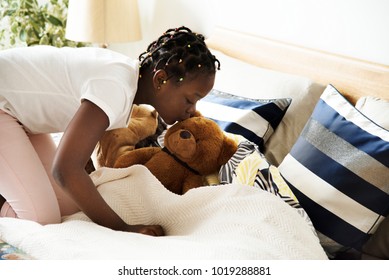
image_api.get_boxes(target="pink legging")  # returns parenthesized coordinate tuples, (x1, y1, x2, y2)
(0, 110, 79, 224)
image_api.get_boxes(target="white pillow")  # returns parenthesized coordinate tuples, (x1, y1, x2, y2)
(211, 49, 325, 165)
(355, 96, 389, 130)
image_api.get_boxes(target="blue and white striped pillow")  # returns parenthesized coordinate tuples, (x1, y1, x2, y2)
(279, 84, 389, 255)
(197, 89, 291, 151)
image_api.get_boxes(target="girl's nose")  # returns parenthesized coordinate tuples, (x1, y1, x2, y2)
(187, 104, 196, 115)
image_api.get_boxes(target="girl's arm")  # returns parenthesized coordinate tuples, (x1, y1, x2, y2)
(52, 100, 164, 236)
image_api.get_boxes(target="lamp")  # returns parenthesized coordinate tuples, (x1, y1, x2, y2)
(65, 0, 142, 47)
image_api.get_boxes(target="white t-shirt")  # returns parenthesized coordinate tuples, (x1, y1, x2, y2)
(0, 46, 138, 134)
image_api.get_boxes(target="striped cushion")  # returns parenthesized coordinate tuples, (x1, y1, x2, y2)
(219, 136, 315, 231)
(278, 84, 389, 255)
(197, 89, 291, 151)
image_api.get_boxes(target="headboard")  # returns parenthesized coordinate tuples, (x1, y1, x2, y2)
(206, 27, 389, 104)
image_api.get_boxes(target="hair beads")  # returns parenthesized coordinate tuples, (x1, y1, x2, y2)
(139, 26, 220, 82)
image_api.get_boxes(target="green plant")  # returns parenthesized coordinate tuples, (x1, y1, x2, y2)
(0, 0, 89, 49)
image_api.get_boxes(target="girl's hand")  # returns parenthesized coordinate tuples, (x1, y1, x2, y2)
(123, 224, 165, 236)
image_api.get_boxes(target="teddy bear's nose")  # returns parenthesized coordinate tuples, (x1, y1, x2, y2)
(180, 130, 192, 139)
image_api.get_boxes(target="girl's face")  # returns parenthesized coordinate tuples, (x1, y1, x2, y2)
(153, 73, 215, 125)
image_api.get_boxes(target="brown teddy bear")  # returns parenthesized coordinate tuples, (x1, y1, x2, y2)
(114, 113, 238, 194)
(95, 104, 164, 168)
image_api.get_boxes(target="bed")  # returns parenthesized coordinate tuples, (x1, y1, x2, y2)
(1, 26, 388, 260)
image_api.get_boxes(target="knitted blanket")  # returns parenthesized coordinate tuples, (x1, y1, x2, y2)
(0, 165, 327, 260)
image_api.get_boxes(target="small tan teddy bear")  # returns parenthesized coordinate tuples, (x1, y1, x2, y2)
(95, 104, 162, 168)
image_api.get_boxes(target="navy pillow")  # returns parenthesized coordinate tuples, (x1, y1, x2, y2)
(279, 84, 389, 256)
(197, 89, 291, 151)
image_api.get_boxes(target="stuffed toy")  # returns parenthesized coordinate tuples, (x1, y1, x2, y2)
(135, 114, 167, 149)
(95, 104, 164, 168)
(114, 113, 238, 194)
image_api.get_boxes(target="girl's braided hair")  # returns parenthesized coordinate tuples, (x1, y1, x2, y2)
(138, 26, 220, 83)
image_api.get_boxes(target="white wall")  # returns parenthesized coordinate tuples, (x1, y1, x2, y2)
(109, 0, 215, 59)
(109, 0, 389, 66)
(210, 0, 389, 65)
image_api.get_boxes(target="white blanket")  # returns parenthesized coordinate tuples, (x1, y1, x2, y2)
(0, 165, 327, 260)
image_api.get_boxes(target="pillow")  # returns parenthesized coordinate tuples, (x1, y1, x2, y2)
(210, 49, 325, 165)
(361, 214, 389, 259)
(278, 84, 389, 256)
(218, 134, 315, 231)
(197, 89, 291, 151)
(355, 96, 389, 130)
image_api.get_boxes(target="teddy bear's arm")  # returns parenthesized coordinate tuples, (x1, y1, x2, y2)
(182, 174, 206, 194)
(113, 147, 161, 168)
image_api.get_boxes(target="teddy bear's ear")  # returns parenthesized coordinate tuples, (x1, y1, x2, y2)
(217, 135, 238, 165)
(191, 110, 203, 117)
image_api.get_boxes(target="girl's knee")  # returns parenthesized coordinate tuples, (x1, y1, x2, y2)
(0, 200, 61, 225)
(0, 201, 17, 218)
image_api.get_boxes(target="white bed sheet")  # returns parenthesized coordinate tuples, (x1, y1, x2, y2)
(0, 165, 327, 260)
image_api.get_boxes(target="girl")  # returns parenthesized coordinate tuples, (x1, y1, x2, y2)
(0, 26, 220, 236)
